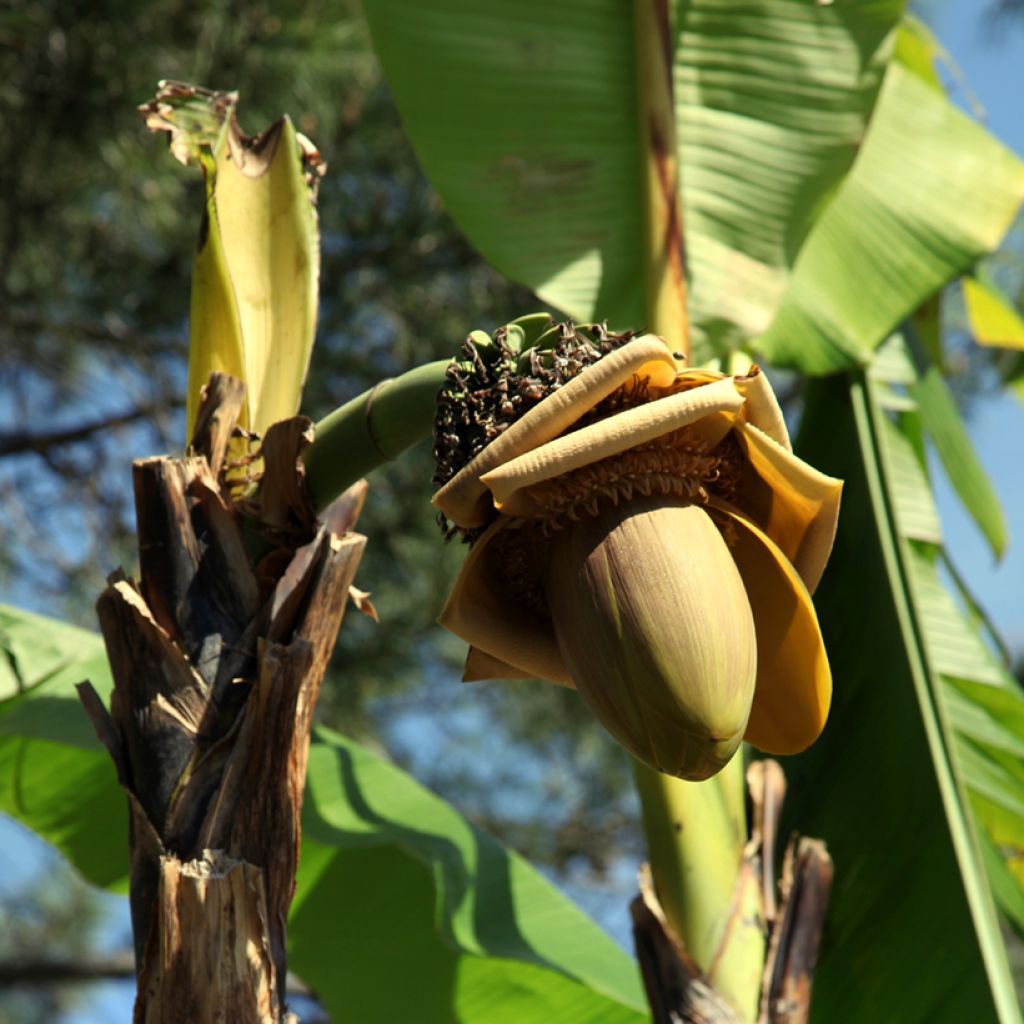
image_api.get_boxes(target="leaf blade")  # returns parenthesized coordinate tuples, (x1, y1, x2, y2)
(785, 373, 1021, 1023)
(913, 366, 1007, 560)
(757, 63, 1024, 372)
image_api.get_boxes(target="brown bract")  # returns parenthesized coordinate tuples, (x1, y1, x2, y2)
(433, 336, 842, 778)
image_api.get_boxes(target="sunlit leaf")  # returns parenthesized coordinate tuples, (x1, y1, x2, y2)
(914, 367, 1007, 559)
(363, 0, 644, 332)
(675, 0, 901, 356)
(978, 829, 1024, 933)
(757, 63, 1024, 372)
(295, 727, 646, 1022)
(362, 0, 904, 361)
(0, 607, 128, 890)
(963, 275, 1024, 352)
(893, 16, 944, 90)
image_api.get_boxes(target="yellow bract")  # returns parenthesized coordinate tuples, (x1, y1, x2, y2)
(142, 83, 322, 442)
(188, 113, 320, 438)
(433, 336, 842, 778)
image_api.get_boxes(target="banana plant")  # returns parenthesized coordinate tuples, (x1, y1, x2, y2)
(1, 3, 1023, 1022)
(355, 0, 1024, 1020)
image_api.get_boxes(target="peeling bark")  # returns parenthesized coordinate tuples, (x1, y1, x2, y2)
(759, 837, 833, 1024)
(77, 373, 365, 1022)
(631, 865, 742, 1024)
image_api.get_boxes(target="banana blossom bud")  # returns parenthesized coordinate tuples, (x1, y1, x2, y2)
(433, 337, 841, 780)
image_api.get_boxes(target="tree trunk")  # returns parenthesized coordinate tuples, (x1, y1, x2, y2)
(78, 375, 364, 1022)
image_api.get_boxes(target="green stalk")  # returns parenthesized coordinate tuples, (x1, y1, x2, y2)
(631, 1, 765, 1019)
(633, 759, 762, 1020)
(302, 359, 449, 512)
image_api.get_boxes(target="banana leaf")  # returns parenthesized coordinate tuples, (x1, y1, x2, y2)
(362, 3, 1023, 368)
(787, 356, 1022, 1023)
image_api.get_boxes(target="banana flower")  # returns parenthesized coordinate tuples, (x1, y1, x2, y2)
(433, 336, 841, 780)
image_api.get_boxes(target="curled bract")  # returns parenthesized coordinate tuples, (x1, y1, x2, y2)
(433, 335, 842, 780)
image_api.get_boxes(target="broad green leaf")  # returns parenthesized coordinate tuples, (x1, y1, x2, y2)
(362, 0, 904, 357)
(363, 0, 645, 332)
(787, 373, 1021, 1023)
(963, 275, 1024, 351)
(0, 740, 128, 893)
(364, 5, 1022, 374)
(978, 829, 1024, 933)
(975, 784, 1024, 893)
(893, 16, 944, 90)
(674, 0, 901, 356)
(871, 337, 1024, 930)
(0, 605, 646, 1023)
(295, 727, 646, 1022)
(912, 367, 1007, 560)
(906, 549, 1005, 690)
(0, 605, 109, 705)
(0, 607, 128, 890)
(944, 688, 1024, 763)
(757, 63, 1024, 372)
(956, 740, 1024, 825)
(875, 411, 943, 545)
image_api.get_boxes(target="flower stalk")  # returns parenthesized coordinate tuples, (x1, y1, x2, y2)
(634, 758, 764, 1022)
(301, 311, 839, 1024)
(428, 320, 838, 1011)
(302, 359, 449, 512)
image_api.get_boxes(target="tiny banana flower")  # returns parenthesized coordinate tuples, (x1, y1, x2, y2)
(433, 328, 842, 780)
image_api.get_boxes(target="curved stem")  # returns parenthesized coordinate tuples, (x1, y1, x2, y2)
(301, 359, 449, 512)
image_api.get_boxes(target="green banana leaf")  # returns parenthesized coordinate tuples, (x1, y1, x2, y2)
(755, 61, 1024, 372)
(869, 337, 1024, 921)
(786, 355, 1023, 1024)
(673, 0, 899, 357)
(364, 0, 646, 331)
(911, 365, 1007, 561)
(362, 3, 1023, 370)
(0, 605, 646, 1023)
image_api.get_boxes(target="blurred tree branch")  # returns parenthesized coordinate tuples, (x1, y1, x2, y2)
(0, 402, 181, 457)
